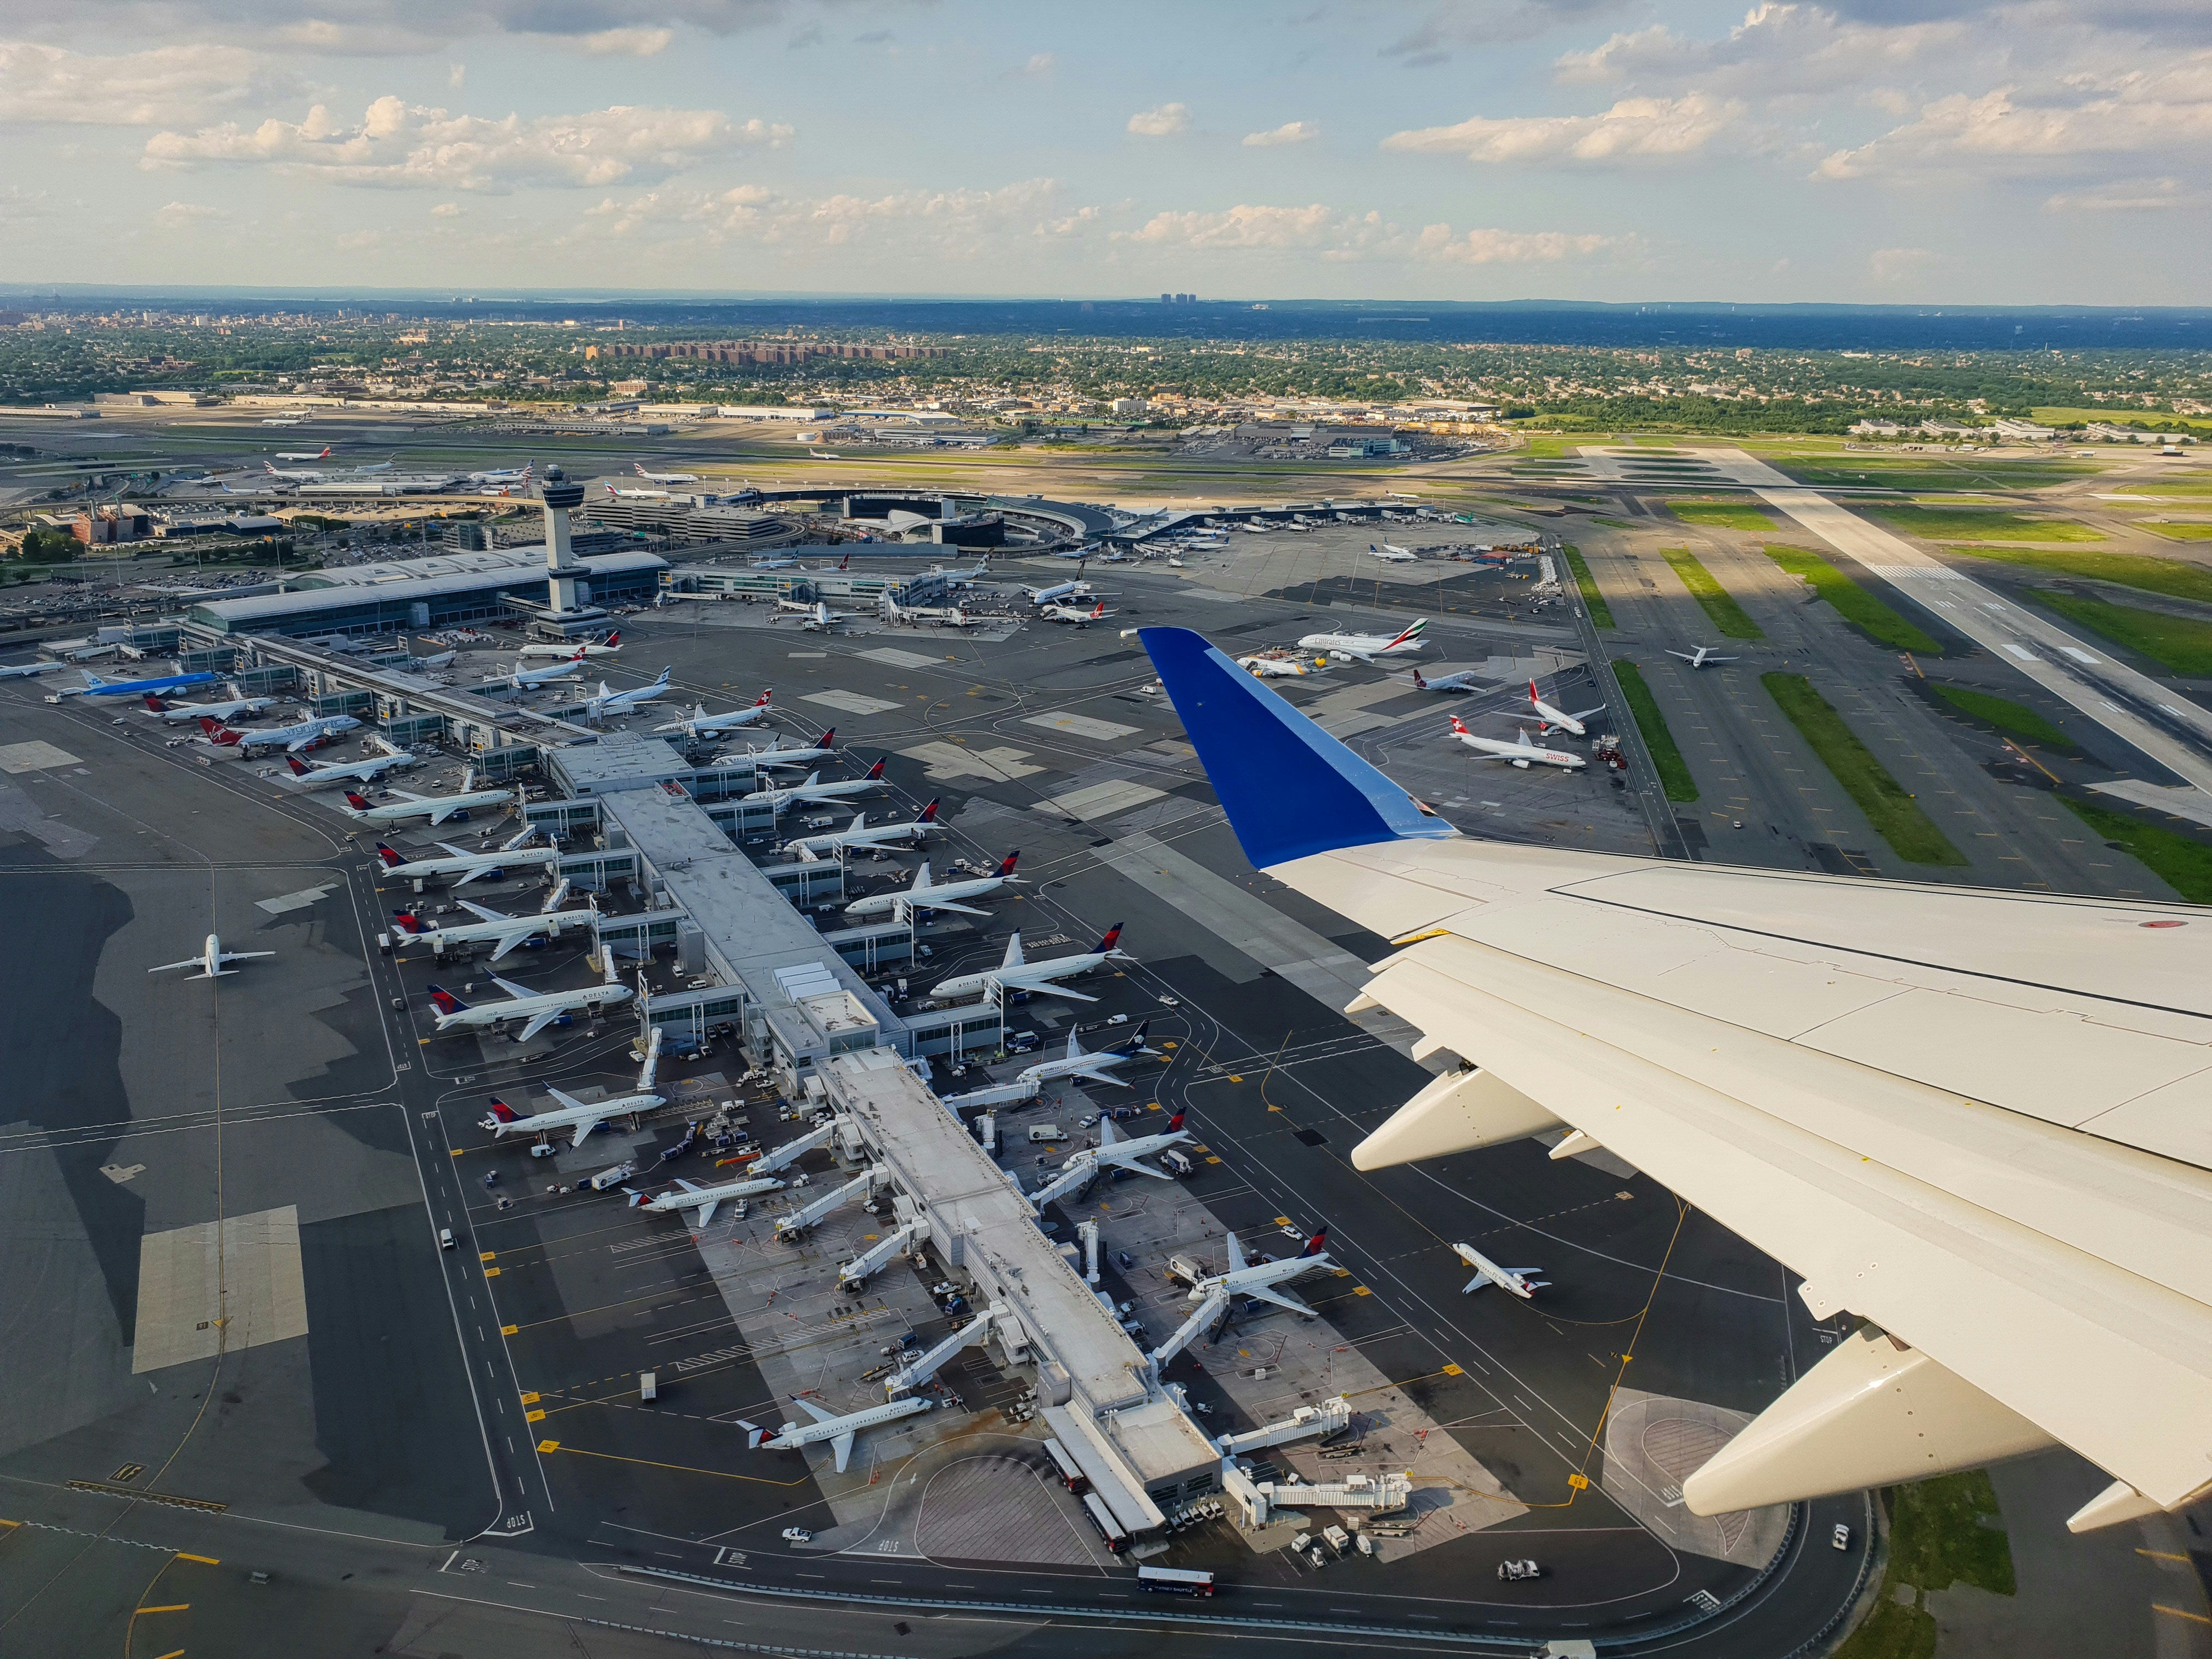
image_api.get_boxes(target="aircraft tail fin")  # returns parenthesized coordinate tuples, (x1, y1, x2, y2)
(1166, 1109, 1185, 1131)
(428, 985, 471, 1013)
(1094, 923, 1124, 955)
(815, 729, 836, 750)
(1001, 933, 1026, 969)
(391, 911, 427, 935)
(1300, 1227, 1329, 1258)
(997, 850, 1019, 877)
(916, 798, 940, 825)
(286, 755, 313, 776)
(864, 757, 885, 780)
(343, 792, 371, 811)
(373, 843, 405, 867)
(485, 1097, 517, 1121)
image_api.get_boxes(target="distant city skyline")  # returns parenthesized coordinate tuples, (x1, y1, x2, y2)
(0, 0, 2204, 305)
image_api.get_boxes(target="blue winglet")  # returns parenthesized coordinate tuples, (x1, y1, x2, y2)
(1140, 627, 1454, 868)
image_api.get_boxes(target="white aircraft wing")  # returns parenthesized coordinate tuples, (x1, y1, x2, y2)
(454, 898, 509, 924)
(1140, 622, 2212, 1531)
(907, 895, 991, 918)
(1006, 978, 1098, 1003)
(1242, 1283, 1315, 1317)
(692, 1197, 721, 1227)
(1223, 1233, 1247, 1273)
(831, 1431, 856, 1474)
(148, 957, 208, 975)
(486, 929, 536, 962)
(1060, 1059, 1131, 1086)
(487, 973, 538, 1001)
(792, 1397, 843, 1426)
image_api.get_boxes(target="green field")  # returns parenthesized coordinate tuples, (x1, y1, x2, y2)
(1928, 684, 2072, 747)
(1611, 659, 1697, 802)
(1560, 544, 1613, 628)
(2111, 479, 2212, 497)
(2142, 522, 2212, 541)
(1667, 499, 1780, 532)
(2032, 406, 2212, 437)
(1781, 459, 2095, 492)
(2060, 796, 2212, 902)
(1765, 544, 1939, 653)
(1661, 547, 1764, 639)
(1870, 504, 2105, 543)
(1763, 673, 1967, 865)
(1943, 544, 2212, 603)
(1835, 1473, 2016, 1659)
(2033, 591, 2212, 676)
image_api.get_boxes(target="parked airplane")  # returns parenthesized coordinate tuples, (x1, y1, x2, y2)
(1447, 715, 1586, 771)
(843, 853, 1021, 921)
(518, 630, 620, 660)
(603, 482, 669, 500)
(374, 829, 564, 887)
(466, 461, 533, 486)
(1014, 1024, 1163, 1093)
(743, 1395, 932, 1473)
(772, 601, 860, 633)
(1235, 654, 1317, 679)
(390, 890, 595, 961)
(584, 668, 673, 719)
(483, 650, 589, 690)
(479, 1025, 660, 1138)
(140, 690, 279, 724)
(1669, 646, 1740, 669)
(436, 956, 633, 1047)
(1181, 1228, 1334, 1317)
(198, 712, 360, 756)
(1454, 1242, 1547, 1300)
(1022, 571, 1092, 606)
(781, 799, 940, 859)
(0, 661, 55, 681)
(64, 667, 220, 701)
(283, 747, 417, 787)
(881, 594, 985, 628)
(931, 555, 991, 586)
(1297, 618, 1428, 663)
(737, 759, 888, 811)
(654, 689, 775, 739)
(1518, 679, 1605, 738)
(274, 446, 332, 462)
(1408, 667, 1482, 694)
(749, 551, 800, 569)
(149, 934, 275, 980)
(1041, 599, 1115, 626)
(631, 1166, 786, 1228)
(635, 462, 702, 484)
(718, 730, 836, 772)
(1025, 1100, 1187, 1203)
(339, 775, 514, 827)
(928, 924, 1128, 1006)
(1366, 543, 1417, 563)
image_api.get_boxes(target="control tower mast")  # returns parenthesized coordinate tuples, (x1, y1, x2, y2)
(537, 463, 588, 614)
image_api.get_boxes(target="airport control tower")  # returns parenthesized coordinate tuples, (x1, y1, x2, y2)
(537, 463, 589, 614)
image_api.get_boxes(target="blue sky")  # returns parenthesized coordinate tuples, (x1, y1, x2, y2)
(2, 1, 2206, 303)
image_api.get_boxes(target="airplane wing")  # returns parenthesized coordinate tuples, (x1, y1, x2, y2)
(488, 974, 537, 1001)
(1140, 622, 2212, 1530)
(424, 800, 463, 825)
(451, 864, 499, 888)
(1016, 980, 1098, 1003)
(564, 1108, 603, 1146)
(486, 930, 535, 962)
(792, 1397, 843, 1426)
(831, 1431, 856, 1474)
(1243, 1284, 1316, 1318)
(692, 1197, 721, 1228)
(148, 958, 207, 974)
(909, 896, 991, 918)
(456, 899, 507, 924)
(435, 842, 473, 859)
(1062, 1061, 1131, 1086)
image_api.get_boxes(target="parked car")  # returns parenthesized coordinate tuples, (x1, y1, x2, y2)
(781, 1527, 812, 1543)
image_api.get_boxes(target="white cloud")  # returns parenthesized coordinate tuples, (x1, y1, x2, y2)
(431, 200, 464, 216)
(585, 177, 1085, 258)
(1013, 52, 1056, 77)
(143, 95, 791, 190)
(1123, 203, 1346, 249)
(0, 41, 297, 126)
(1243, 120, 1319, 147)
(1412, 223, 1621, 262)
(1381, 0, 1636, 65)
(1116, 202, 1622, 263)
(2044, 176, 2196, 210)
(1384, 94, 1741, 163)
(577, 27, 674, 55)
(1867, 245, 1941, 280)
(0, 2, 802, 53)
(1555, 5, 1967, 96)
(1127, 102, 1189, 137)
(153, 200, 227, 229)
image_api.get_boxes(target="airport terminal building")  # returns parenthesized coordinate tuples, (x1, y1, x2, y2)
(185, 545, 667, 637)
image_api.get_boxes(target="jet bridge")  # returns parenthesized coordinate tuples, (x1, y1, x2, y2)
(1029, 1152, 1104, 1210)
(1146, 1289, 1231, 1372)
(774, 1167, 881, 1240)
(752, 1115, 845, 1176)
(886, 1304, 1003, 1396)
(838, 1218, 926, 1289)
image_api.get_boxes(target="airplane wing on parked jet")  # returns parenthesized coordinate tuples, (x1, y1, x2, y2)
(1138, 623, 2212, 1534)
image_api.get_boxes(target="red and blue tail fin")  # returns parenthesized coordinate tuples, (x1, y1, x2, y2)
(864, 757, 886, 780)
(374, 843, 405, 867)
(391, 911, 426, 935)
(997, 850, 1020, 876)
(915, 798, 940, 824)
(1094, 923, 1124, 953)
(486, 1097, 517, 1121)
(1299, 1227, 1329, 1258)
(428, 985, 470, 1013)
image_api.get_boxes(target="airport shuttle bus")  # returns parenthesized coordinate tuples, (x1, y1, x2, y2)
(1081, 1492, 1129, 1553)
(1137, 1565, 1215, 1597)
(1042, 1437, 1090, 1494)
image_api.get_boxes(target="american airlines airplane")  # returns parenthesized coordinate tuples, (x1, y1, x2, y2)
(1138, 621, 2212, 1534)
(1447, 714, 1585, 770)
(1297, 618, 1427, 664)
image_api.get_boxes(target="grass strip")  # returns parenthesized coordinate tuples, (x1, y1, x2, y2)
(1762, 673, 1966, 865)
(1928, 684, 2071, 747)
(1661, 546, 1764, 640)
(1870, 504, 2104, 543)
(1939, 544, 2212, 604)
(1765, 544, 1940, 653)
(1667, 500, 1780, 532)
(1561, 543, 1613, 628)
(2059, 795, 2212, 902)
(1611, 659, 1697, 802)
(2032, 590, 2212, 675)
(2142, 522, 2212, 541)
(1836, 1472, 2015, 1659)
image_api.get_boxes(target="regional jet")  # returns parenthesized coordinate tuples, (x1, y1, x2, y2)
(654, 689, 774, 738)
(1447, 715, 1585, 771)
(743, 1396, 933, 1473)
(1668, 646, 1739, 669)
(843, 854, 1022, 921)
(781, 799, 939, 859)
(1408, 667, 1482, 694)
(928, 924, 1128, 1006)
(435, 956, 634, 1047)
(630, 1170, 787, 1229)
(149, 934, 276, 980)
(1013, 1025, 1164, 1094)
(478, 1025, 660, 1138)
(584, 668, 673, 719)
(1180, 1229, 1334, 1317)
(339, 775, 514, 827)
(1366, 543, 1417, 563)
(1453, 1243, 1547, 1300)
(1297, 618, 1427, 664)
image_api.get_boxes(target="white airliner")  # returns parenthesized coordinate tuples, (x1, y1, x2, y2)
(781, 799, 939, 859)
(654, 690, 775, 738)
(517, 630, 620, 660)
(772, 601, 861, 633)
(340, 776, 514, 827)
(150, 934, 275, 980)
(928, 924, 1127, 1006)
(274, 446, 332, 462)
(603, 482, 669, 500)
(1453, 1242, 1547, 1300)
(1015, 1024, 1163, 1094)
(1041, 599, 1114, 626)
(435, 956, 634, 1047)
(1408, 667, 1481, 694)
(1448, 715, 1586, 771)
(1025, 1102, 1188, 1204)
(881, 594, 985, 628)
(635, 462, 702, 484)
(844, 853, 1022, 921)
(1518, 679, 1605, 738)
(737, 759, 887, 811)
(631, 1170, 786, 1228)
(479, 1026, 661, 1141)
(584, 669, 672, 719)
(1023, 573, 1092, 606)
(140, 690, 279, 724)
(390, 891, 596, 961)
(198, 712, 360, 755)
(374, 831, 564, 887)
(1138, 620, 2212, 1532)
(483, 651, 589, 690)
(1236, 654, 1318, 679)
(467, 462, 533, 487)
(744, 1395, 933, 1472)
(0, 661, 55, 681)
(931, 555, 991, 586)
(283, 748, 417, 787)
(1367, 542, 1417, 563)
(1669, 646, 1740, 669)
(719, 731, 837, 773)
(1297, 618, 1427, 663)
(1182, 1228, 1334, 1317)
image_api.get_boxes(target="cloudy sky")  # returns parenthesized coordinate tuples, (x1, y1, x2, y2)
(2, 0, 2206, 303)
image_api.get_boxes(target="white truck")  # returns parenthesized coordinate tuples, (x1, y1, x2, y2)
(1028, 1124, 1064, 1143)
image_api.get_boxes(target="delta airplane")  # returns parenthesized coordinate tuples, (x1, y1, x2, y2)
(1041, 599, 1114, 626)
(630, 1170, 786, 1228)
(149, 934, 275, 980)
(518, 630, 620, 660)
(743, 1395, 933, 1473)
(391, 889, 596, 962)
(479, 1025, 660, 1139)
(781, 799, 939, 859)
(1366, 542, 1417, 563)
(63, 667, 221, 701)
(283, 747, 417, 787)
(928, 924, 1128, 1006)
(1181, 1228, 1334, 1318)
(436, 957, 633, 1047)
(843, 854, 1021, 921)
(1408, 667, 1482, 694)
(736, 759, 888, 811)
(1447, 715, 1586, 771)
(1025, 1101, 1188, 1204)
(1454, 1242, 1547, 1300)
(0, 661, 55, 681)
(1297, 618, 1427, 664)
(635, 462, 702, 484)
(584, 669, 672, 719)
(1517, 679, 1605, 738)
(198, 712, 360, 756)
(654, 689, 774, 738)
(374, 829, 565, 887)
(717, 730, 836, 772)
(1669, 646, 1740, 669)
(483, 650, 589, 690)
(339, 775, 514, 827)
(140, 690, 279, 724)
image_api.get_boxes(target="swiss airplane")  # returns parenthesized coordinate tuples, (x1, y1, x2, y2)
(1448, 715, 1586, 771)
(630, 1170, 786, 1228)
(1366, 542, 1417, 563)
(1668, 646, 1740, 669)
(340, 775, 514, 827)
(780, 798, 939, 859)
(928, 924, 1128, 1006)
(1297, 618, 1428, 663)
(391, 888, 596, 961)
(374, 829, 563, 887)
(653, 689, 774, 738)
(743, 1395, 933, 1472)
(198, 712, 360, 755)
(1181, 1228, 1335, 1317)
(149, 934, 275, 980)
(584, 669, 673, 719)
(843, 854, 1022, 921)
(1408, 667, 1482, 694)
(435, 956, 634, 1047)
(65, 668, 221, 701)
(140, 690, 280, 724)
(483, 650, 589, 690)
(283, 748, 417, 787)
(480, 1027, 662, 1142)
(736, 759, 888, 811)
(1517, 679, 1605, 738)
(518, 630, 620, 660)
(635, 462, 702, 484)
(1453, 1242, 1547, 1300)
(1041, 599, 1114, 626)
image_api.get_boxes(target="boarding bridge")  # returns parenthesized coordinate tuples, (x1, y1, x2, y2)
(1147, 1290, 1231, 1373)
(838, 1217, 926, 1289)
(554, 848, 639, 889)
(1216, 1396, 1352, 1457)
(885, 1305, 1002, 1396)
(1256, 1471, 1410, 1515)
(699, 799, 783, 841)
(470, 743, 544, 782)
(230, 663, 301, 696)
(639, 983, 746, 1047)
(775, 1167, 881, 1240)
(752, 1116, 844, 1176)
(383, 712, 450, 748)
(312, 688, 377, 719)
(591, 905, 690, 958)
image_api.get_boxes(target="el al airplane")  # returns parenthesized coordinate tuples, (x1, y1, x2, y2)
(436, 954, 634, 1047)
(199, 712, 360, 755)
(392, 887, 596, 961)
(140, 690, 279, 724)
(928, 924, 1128, 1006)
(0, 661, 55, 681)
(1297, 618, 1428, 664)
(636, 462, 702, 484)
(340, 775, 514, 827)
(1041, 599, 1114, 626)
(63, 667, 220, 701)
(1517, 679, 1605, 738)
(518, 630, 621, 660)
(284, 747, 416, 787)
(1669, 646, 1740, 669)
(1182, 1228, 1334, 1317)
(1366, 542, 1417, 563)
(479, 1026, 662, 1141)
(1136, 620, 2212, 1530)
(736, 758, 887, 811)
(1453, 1242, 1547, 1299)
(584, 668, 672, 719)
(1448, 714, 1585, 771)
(483, 650, 588, 690)
(653, 689, 773, 738)
(844, 854, 1022, 921)
(781, 798, 939, 859)
(150, 934, 275, 980)
(1408, 667, 1481, 694)
(374, 827, 563, 887)
(630, 1169, 786, 1228)
(743, 1395, 932, 1472)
